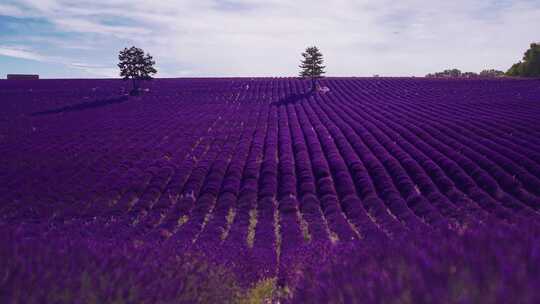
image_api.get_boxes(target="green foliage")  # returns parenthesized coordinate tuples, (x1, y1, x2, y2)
(118, 46, 157, 93)
(507, 62, 522, 76)
(426, 69, 463, 78)
(427, 69, 505, 78)
(479, 69, 505, 77)
(462, 71, 478, 78)
(299, 46, 326, 78)
(506, 43, 540, 77)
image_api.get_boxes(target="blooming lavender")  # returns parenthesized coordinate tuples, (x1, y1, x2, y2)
(0, 77, 539, 302)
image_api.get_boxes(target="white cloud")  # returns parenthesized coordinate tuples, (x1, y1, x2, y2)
(2, 0, 540, 76)
(0, 45, 48, 61)
(71, 65, 118, 77)
(0, 45, 117, 77)
(0, 3, 27, 17)
(54, 18, 152, 38)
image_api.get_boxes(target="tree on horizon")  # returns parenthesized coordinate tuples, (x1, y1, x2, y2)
(507, 43, 540, 77)
(479, 69, 505, 77)
(118, 46, 157, 95)
(299, 46, 326, 92)
(426, 69, 463, 78)
(426, 69, 505, 78)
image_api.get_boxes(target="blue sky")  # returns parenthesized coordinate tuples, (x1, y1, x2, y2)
(0, 0, 539, 78)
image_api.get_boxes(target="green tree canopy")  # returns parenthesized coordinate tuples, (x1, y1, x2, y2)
(118, 46, 157, 94)
(479, 69, 505, 77)
(426, 69, 504, 78)
(299, 46, 326, 91)
(506, 43, 540, 77)
(426, 69, 463, 78)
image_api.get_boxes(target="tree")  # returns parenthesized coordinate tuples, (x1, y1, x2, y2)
(299, 46, 326, 91)
(427, 69, 506, 78)
(507, 62, 523, 76)
(462, 72, 479, 78)
(446, 69, 462, 77)
(426, 69, 462, 78)
(118, 46, 157, 95)
(506, 43, 540, 77)
(479, 69, 505, 77)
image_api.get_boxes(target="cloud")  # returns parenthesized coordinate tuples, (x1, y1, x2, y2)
(0, 4, 27, 17)
(69, 62, 117, 77)
(53, 18, 152, 38)
(71, 66, 118, 77)
(1, 0, 539, 77)
(0, 45, 117, 77)
(0, 45, 48, 61)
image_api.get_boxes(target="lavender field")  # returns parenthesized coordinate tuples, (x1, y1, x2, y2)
(1, 77, 540, 303)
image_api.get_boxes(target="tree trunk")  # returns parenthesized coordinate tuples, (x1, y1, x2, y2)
(131, 78, 139, 95)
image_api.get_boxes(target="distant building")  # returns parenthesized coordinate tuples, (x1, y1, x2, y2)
(7, 74, 39, 80)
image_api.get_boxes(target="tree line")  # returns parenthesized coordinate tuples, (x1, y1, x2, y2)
(118, 43, 540, 94)
(427, 43, 540, 78)
(426, 69, 505, 78)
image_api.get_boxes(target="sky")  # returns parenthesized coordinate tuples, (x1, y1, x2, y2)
(0, 0, 539, 78)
